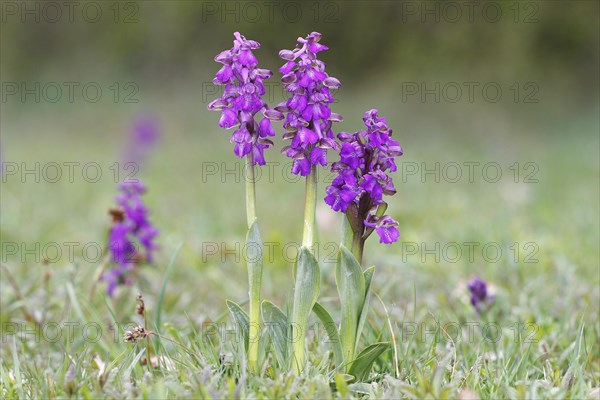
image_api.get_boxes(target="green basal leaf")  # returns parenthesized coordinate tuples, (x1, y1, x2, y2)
(355, 266, 375, 354)
(334, 373, 351, 397)
(312, 302, 344, 368)
(290, 247, 320, 373)
(261, 300, 288, 369)
(336, 245, 365, 366)
(347, 342, 390, 382)
(348, 382, 373, 395)
(246, 221, 264, 372)
(257, 321, 270, 370)
(246, 222, 263, 305)
(226, 300, 249, 352)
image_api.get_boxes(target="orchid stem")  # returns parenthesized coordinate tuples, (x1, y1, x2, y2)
(245, 152, 261, 374)
(342, 214, 353, 250)
(351, 231, 364, 265)
(302, 164, 317, 249)
(343, 215, 364, 264)
(245, 152, 257, 228)
(291, 163, 319, 374)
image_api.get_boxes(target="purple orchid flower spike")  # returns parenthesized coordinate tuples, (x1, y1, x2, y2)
(267, 32, 343, 176)
(325, 109, 403, 250)
(208, 32, 275, 165)
(103, 181, 158, 295)
(467, 276, 495, 314)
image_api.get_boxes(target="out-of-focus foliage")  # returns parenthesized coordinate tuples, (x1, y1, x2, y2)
(3, 1, 598, 102)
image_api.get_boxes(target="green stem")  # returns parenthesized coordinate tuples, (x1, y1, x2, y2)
(245, 153, 257, 228)
(351, 231, 364, 265)
(245, 152, 261, 373)
(302, 164, 317, 248)
(292, 164, 319, 374)
(342, 212, 364, 264)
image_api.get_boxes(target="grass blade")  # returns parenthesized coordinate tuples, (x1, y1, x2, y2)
(155, 242, 183, 333)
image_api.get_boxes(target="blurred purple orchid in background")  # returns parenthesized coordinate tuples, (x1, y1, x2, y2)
(267, 31, 343, 176)
(103, 181, 158, 295)
(207, 32, 275, 165)
(325, 109, 403, 245)
(468, 275, 495, 314)
(121, 115, 160, 167)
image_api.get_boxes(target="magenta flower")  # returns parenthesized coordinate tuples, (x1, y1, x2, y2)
(103, 181, 158, 295)
(468, 276, 495, 314)
(207, 32, 275, 165)
(267, 32, 343, 176)
(325, 110, 403, 244)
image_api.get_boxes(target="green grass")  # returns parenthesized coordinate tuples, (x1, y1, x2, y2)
(1, 91, 598, 398)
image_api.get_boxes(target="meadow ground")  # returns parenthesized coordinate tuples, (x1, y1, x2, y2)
(1, 87, 599, 399)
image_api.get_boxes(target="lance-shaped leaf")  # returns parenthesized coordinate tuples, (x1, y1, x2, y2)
(261, 300, 288, 369)
(290, 247, 320, 373)
(355, 266, 375, 354)
(313, 302, 344, 368)
(226, 300, 249, 351)
(246, 221, 264, 372)
(336, 245, 365, 367)
(347, 342, 390, 382)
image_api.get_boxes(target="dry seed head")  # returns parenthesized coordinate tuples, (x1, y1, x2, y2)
(124, 326, 150, 343)
(136, 293, 145, 316)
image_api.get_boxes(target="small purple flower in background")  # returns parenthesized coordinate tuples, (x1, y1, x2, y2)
(207, 32, 275, 165)
(468, 276, 495, 314)
(121, 115, 160, 167)
(103, 181, 158, 295)
(325, 109, 403, 244)
(267, 32, 343, 176)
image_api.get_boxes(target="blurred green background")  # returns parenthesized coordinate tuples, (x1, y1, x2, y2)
(1, 1, 599, 323)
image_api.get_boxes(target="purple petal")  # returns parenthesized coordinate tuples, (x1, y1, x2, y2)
(219, 108, 238, 129)
(292, 157, 311, 176)
(376, 225, 399, 244)
(280, 61, 296, 75)
(215, 65, 233, 83)
(259, 118, 275, 137)
(323, 77, 341, 89)
(310, 147, 327, 166)
(298, 126, 318, 145)
(238, 49, 257, 66)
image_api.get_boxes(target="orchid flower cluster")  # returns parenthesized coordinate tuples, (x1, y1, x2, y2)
(468, 275, 495, 314)
(326, 110, 403, 246)
(103, 181, 158, 295)
(266, 32, 342, 176)
(208, 32, 276, 165)
(207, 32, 403, 377)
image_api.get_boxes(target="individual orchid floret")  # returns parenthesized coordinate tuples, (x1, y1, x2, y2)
(268, 32, 343, 176)
(325, 109, 403, 244)
(467, 276, 495, 314)
(207, 32, 275, 165)
(103, 181, 158, 295)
